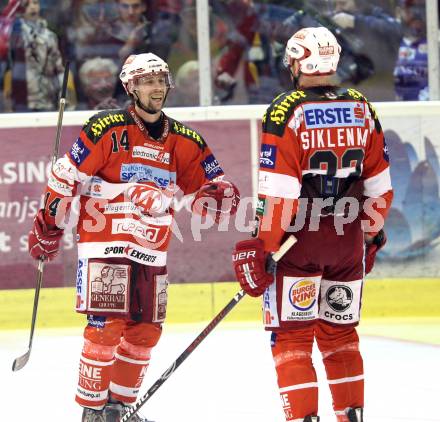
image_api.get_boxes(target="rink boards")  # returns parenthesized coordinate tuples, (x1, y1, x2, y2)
(1, 278, 439, 344)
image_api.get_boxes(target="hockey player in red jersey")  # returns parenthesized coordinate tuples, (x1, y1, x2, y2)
(232, 27, 392, 422)
(28, 52, 240, 422)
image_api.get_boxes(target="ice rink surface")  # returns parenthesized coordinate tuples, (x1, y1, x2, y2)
(1, 322, 439, 422)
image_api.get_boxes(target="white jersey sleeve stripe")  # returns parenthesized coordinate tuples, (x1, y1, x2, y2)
(258, 171, 301, 199)
(363, 167, 392, 197)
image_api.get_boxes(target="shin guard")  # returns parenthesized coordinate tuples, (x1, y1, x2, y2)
(316, 322, 364, 417)
(76, 340, 116, 409)
(109, 322, 161, 404)
(109, 339, 152, 404)
(271, 329, 319, 421)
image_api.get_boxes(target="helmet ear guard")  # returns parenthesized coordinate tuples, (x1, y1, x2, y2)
(283, 43, 308, 66)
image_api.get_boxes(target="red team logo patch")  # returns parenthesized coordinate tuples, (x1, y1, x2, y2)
(288, 279, 316, 311)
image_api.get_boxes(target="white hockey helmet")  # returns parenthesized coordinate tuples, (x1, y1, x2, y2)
(119, 53, 174, 95)
(283, 27, 341, 75)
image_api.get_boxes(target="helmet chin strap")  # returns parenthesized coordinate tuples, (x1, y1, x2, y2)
(289, 65, 301, 89)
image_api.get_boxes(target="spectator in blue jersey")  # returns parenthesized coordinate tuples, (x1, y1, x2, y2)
(330, 0, 403, 100)
(393, 0, 428, 100)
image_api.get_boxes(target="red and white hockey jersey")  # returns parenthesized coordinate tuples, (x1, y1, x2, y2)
(256, 87, 393, 252)
(43, 106, 224, 264)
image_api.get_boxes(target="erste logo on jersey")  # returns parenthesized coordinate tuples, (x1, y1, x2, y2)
(289, 279, 316, 311)
(303, 102, 365, 129)
(260, 144, 277, 169)
(132, 146, 170, 164)
(120, 164, 176, 188)
(201, 154, 223, 180)
(69, 138, 90, 166)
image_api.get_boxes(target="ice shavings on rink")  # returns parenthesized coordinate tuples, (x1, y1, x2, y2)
(1, 322, 439, 422)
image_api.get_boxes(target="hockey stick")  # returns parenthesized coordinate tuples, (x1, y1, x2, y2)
(121, 235, 297, 421)
(12, 62, 70, 372)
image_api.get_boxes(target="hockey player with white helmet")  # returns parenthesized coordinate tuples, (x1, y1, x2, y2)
(232, 27, 393, 422)
(28, 52, 240, 422)
(119, 53, 175, 114)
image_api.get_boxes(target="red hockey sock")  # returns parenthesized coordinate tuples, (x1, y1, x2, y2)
(109, 338, 152, 404)
(271, 328, 319, 421)
(316, 322, 364, 416)
(75, 340, 116, 409)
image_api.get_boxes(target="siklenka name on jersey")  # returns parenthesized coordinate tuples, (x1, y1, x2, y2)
(300, 127, 369, 150)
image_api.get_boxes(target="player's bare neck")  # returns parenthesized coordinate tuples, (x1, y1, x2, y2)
(134, 103, 162, 124)
(298, 75, 337, 89)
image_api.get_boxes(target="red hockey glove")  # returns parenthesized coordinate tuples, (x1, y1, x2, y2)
(28, 210, 64, 262)
(126, 182, 174, 215)
(365, 229, 386, 275)
(232, 238, 274, 297)
(191, 180, 240, 224)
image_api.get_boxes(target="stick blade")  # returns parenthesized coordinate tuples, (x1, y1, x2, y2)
(12, 351, 30, 372)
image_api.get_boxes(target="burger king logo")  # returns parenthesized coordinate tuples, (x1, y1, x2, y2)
(288, 279, 316, 311)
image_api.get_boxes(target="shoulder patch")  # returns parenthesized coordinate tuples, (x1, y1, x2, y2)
(346, 88, 368, 102)
(263, 90, 307, 137)
(170, 119, 207, 150)
(83, 109, 130, 144)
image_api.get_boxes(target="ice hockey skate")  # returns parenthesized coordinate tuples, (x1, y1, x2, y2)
(347, 407, 363, 422)
(104, 400, 154, 422)
(81, 407, 105, 422)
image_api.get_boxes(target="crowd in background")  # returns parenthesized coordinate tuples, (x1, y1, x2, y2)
(0, 0, 433, 112)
